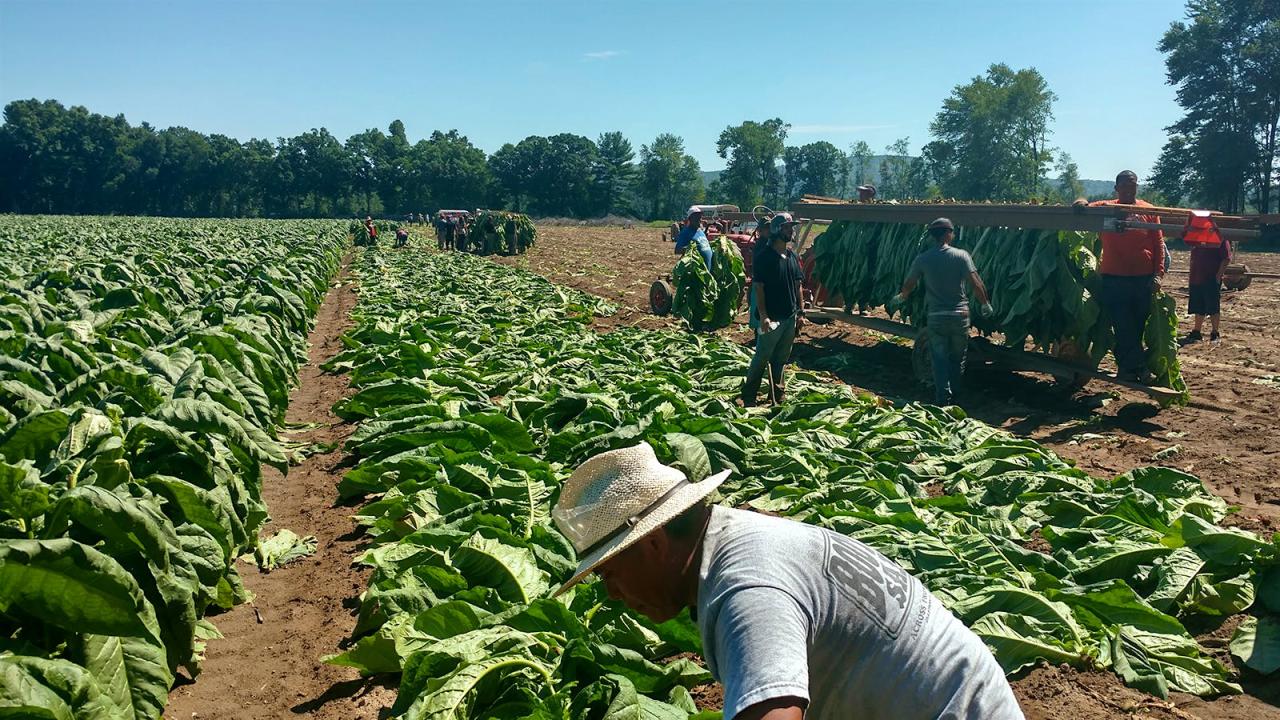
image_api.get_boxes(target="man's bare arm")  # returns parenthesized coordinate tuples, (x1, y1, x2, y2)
(897, 276, 918, 299)
(969, 271, 990, 305)
(734, 697, 806, 720)
(754, 282, 770, 325)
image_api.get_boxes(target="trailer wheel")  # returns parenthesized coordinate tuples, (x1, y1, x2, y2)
(912, 332, 933, 387)
(650, 278, 674, 316)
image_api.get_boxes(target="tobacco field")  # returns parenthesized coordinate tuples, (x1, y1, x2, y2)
(0, 217, 345, 718)
(1, 218, 1277, 719)
(323, 246, 1278, 717)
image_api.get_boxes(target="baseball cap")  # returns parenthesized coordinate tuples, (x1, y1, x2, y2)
(686, 206, 704, 218)
(770, 212, 800, 233)
(857, 184, 876, 193)
(927, 217, 954, 231)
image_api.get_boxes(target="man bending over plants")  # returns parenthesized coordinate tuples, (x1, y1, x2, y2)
(553, 442, 1025, 720)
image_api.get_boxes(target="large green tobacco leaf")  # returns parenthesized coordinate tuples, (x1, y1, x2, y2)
(1229, 616, 1280, 675)
(401, 654, 554, 720)
(0, 653, 122, 717)
(74, 633, 173, 720)
(969, 612, 1087, 673)
(0, 538, 157, 640)
(451, 534, 550, 603)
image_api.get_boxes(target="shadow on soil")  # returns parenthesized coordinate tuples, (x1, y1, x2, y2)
(291, 677, 398, 718)
(789, 332, 1176, 437)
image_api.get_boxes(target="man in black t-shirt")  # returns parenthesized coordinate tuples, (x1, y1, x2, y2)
(742, 213, 805, 407)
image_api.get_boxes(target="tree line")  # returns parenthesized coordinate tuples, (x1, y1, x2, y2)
(1, 0, 1272, 218)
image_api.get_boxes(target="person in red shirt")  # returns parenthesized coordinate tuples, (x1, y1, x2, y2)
(1075, 170, 1166, 383)
(1182, 237, 1232, 343)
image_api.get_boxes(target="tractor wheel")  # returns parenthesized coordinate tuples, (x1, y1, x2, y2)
(912, 332, 933, 387)
(650, 278, 675, 316)
(1222, 263, 1251, 291)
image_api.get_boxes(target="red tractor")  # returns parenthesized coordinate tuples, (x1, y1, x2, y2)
(650, 206, 833, 317)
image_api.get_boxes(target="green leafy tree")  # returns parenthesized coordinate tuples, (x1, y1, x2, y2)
(594, 131, 636, 216)
(849, 140, 874, 193)
(346, 128, 387, 214)
(715, 119, 789, 208)
(783, 141, 845, 200)
(1151, 0, 1279, 212)
(1055, 152, 1085, 203)
(926, 64, 1058, 200)
(638, 133, 703, 220)
(878, 138, 924, 200)
(410, 130, 490, 213)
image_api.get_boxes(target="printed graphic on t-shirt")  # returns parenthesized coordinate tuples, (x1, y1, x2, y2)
(823, 534, 917, 638)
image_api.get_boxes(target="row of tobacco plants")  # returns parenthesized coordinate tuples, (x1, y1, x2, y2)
(0, 217, 346, 719)
(328, 246, 1278, 718)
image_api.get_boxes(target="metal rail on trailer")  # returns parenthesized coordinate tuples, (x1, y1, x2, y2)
(803, 306, 1183, 402)
(783, 198, 1272, 401)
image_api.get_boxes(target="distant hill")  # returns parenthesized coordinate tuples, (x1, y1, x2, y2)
(702, 163, 1116, 200)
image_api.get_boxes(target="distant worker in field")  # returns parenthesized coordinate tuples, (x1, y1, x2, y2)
(394, 225, 409, 248)
(1074, 171, 1166, 383)
(857, 183, 876, 202)
(363, 216, 377, 245)
(440, 216, 456, 251)
(674, 207, 714, 270)
(456, 215, 471, 254)
(552, 442, 1025, 720)
(742, 213, 805, 407)
(1183, 235, 1232, 344)
(893, 218, 992, 406)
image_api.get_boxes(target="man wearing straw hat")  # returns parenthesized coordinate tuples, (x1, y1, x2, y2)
(553, 443, 1023, 720)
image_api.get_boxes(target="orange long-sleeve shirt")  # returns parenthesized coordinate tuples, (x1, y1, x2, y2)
(1090, 198, 1165, 276)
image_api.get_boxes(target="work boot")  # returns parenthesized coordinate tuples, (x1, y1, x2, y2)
(1210, 331, 1221, 343)
(1180, 330, 1202, 345)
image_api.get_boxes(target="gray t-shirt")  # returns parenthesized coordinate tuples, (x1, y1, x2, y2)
(696, 506, 1023, 720)
(908, 245, 979, 316)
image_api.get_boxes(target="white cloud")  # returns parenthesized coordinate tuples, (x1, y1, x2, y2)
(790, 123, 897, 134)
(583, 50, 623, 60)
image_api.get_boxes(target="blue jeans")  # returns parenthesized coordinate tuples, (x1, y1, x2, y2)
(927, 314, 969, 405)
(742, 315, 796, 405)
(1101, 274, 1153, 376)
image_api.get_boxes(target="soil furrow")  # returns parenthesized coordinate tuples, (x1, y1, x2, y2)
(164, 260, 394, 720)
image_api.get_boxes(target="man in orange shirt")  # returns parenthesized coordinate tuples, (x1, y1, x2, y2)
(1075, 170, 1165, 383)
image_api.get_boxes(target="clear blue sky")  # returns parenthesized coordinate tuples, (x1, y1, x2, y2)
(0, 0, 1188, 181)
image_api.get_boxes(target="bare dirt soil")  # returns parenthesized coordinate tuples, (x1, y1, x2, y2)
(165, 262, 395, 720)
(497, 224, 1280, 720)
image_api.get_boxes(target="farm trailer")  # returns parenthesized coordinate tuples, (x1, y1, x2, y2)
(786, 198, 1274, 403)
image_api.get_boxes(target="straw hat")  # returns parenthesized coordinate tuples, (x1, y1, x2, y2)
(551, 442, 730, 596)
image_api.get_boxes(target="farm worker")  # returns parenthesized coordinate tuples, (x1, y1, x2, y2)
(456, 216, 470, 254)
(674, 207, 714, 270)
(552, 442, 1025, 720)
(1074, 170, 1166, 384)
(742, 213, 805, 407)
(857, 183, 877, 202)
(1182, 236, 1232, 343)
(363, 216, 377, 245)
(394, 226, 409, 248)
(892, 218, 992, 406)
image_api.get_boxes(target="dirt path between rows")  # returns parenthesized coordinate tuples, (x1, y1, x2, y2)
(165, 260, 395, 720)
